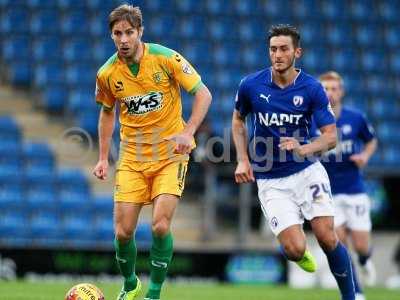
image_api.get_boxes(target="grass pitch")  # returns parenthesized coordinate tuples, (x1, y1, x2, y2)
(0, 281, 398, 300)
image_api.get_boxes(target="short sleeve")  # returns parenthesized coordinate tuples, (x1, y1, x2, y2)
(310, 82, 335, 128)
(234, 79, 251, 118)
(167, 52, 202, 94)
(358, 113, 375, 143)
(95, 74, 116, 111)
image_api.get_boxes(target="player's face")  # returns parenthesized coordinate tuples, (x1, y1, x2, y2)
(269, 36, 301, 73)
(321, 79, 344, 107)
(111, 20, 143, 59)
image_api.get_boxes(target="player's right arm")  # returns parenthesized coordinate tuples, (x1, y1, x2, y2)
(93, 74, 117, 180)
(232, 81, 254, 184)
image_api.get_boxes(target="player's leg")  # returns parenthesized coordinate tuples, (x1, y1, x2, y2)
(277, 224, 317, 272)
(145, 194, 178, 300)
(347, 194, 375, 286)
(144, 158, 188, 300)
(113, 166, 149, 300)
(257, 178, 317, 272)
(311, 216, 355, 300)
(335, 196, 364, 297)
(114, 202, 143, 295)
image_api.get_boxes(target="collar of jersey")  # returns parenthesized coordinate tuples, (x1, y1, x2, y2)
(267, 67, 302, 89)
(116, 43, 148, 78)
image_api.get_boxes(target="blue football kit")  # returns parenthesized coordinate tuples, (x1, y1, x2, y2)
(235, 68, 335, 179)
(313, 107, 375, 195)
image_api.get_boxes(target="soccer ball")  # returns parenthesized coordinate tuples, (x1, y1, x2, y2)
(64, 283, 105, 300)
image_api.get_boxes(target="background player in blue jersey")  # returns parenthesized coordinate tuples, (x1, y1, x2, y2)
(232, 25, 356, 300)
(318, 71, 378, 299)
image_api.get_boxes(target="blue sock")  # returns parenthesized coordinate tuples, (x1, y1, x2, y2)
(351, 259, 362, 294)
(324, 242, 355, 300)
(358, 248, 372, 266)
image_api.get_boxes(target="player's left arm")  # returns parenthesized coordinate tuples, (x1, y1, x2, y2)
(165, 52, 212, 154)
(279, 83, 337, 156)
(349, 114, 378, 168)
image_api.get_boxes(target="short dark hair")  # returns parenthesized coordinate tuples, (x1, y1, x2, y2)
(268, 24, 301, 48)
(109, 4, 143, 31)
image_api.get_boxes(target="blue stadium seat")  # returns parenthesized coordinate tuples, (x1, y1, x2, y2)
(27, 0, 57, 8)
(61, 11, 91, 35)
(25, 166, 56, 186)
(2, 36, 31, 60)
(92, 195, 113, 217)
(0, 116, 21, 139)
(143, 0, 168, 12)
(34, 63, 65, 88)
(205, 0, 233, 14)
(136, 222, 152, 247)
(376, 122, 400, 145)
(0, 212, 28, 239)
(26, 189, 57, 212)
(378, 1, 398, 22)
(238, 20, 262, 42)
(385, 27, 400, 48)
(364, 75, 385, 95)
(62, 216, 94, 241)
(325, 23, 353, 46)
(89, 16, 108, 38)
(64, 39, 93, 63)
(93, 216, 114, 242)
(0, 139, 21, 163)
(59, 190, 90, 213)
(58, 168, 90, 193)
(42, 86, 68, 112)
(370, 98, 399, 120)
(350, 0, 377, 21)
(93, 39, 116, 65)
(0, 164, 21, 185)
(147, 15, 176, 38)
(291, 0, 321, 20)
(301, 23, 324, 45)
(77, 110, 100, 137)
(23, 142, 55, 169)
(30, 213, 61, 240)
(8, 62, 32, 86)
(87, 0, 120, 10)
(241, 45, 265, 69)
(30, 10, 60, 35)
(208, 18, 237, 41)
(178, 16, 207, 40)
(389, 53, 400, 73)
(360, 50, 383, 72)
(320, 1, 345, 20)
(0, 8, 30, 34)
(0, 187, 23, 210)
(58, 0, 87, 9)
(176, 0, 203, 13)
(383, 146, 400, 165)
(67, 88, 97, 114)
(355, 25, 382, 47)
(65, 63, 95, 87)
(212, 43, 237, 67)
(232, 0, 255, 16)
(181, 41, 212, 65)
(331, 50, 359, 73)
(32, 36, 62, 62)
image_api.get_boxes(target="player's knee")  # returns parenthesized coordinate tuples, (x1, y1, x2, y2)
(283, 242, 306, 261)
(317, 233, 338, 252)
(114, 225, 134, 242)
(152, 218, 170, 237)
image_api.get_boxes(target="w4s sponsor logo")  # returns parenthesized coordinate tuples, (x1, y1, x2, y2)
(122, 91, 163, 115)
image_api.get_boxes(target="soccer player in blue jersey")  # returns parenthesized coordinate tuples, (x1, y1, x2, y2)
(232, 25, 355, 300)
(318, 71, 378, 300)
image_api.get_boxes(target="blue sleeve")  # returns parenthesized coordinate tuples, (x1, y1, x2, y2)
(310, 83, 335, 128)
(234, 79, 251, 117)
(358, 113, 375, 143)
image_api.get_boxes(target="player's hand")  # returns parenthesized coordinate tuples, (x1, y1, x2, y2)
(165, 131, 193, 154)
(93, 159, 109, 180)
(235, 160, 255, 183)
(349, 153, 369, 168)
(279, 137, 305, 157)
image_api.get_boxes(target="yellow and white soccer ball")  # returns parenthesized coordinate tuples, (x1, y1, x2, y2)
(64, 283, 105, 300)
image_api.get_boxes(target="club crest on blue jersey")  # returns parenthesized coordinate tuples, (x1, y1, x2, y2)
(293, 95, 303, 107)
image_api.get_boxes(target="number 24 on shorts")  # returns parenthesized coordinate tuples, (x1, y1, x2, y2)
(309, 183, 332, 202)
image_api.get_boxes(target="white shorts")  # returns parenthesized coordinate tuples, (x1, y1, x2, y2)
(333, 193, 372, 231)
(257, 162, 334, 236)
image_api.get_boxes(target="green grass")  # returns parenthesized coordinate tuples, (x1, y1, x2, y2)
(0, 281, 398, 300)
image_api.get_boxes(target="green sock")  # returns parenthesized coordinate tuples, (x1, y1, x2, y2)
(146, 232, 174, 299)
(114, 238, 138, 291)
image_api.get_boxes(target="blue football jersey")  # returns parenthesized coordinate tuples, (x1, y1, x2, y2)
(235, 68, 335, 179)
(314, 107, 375, 194)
